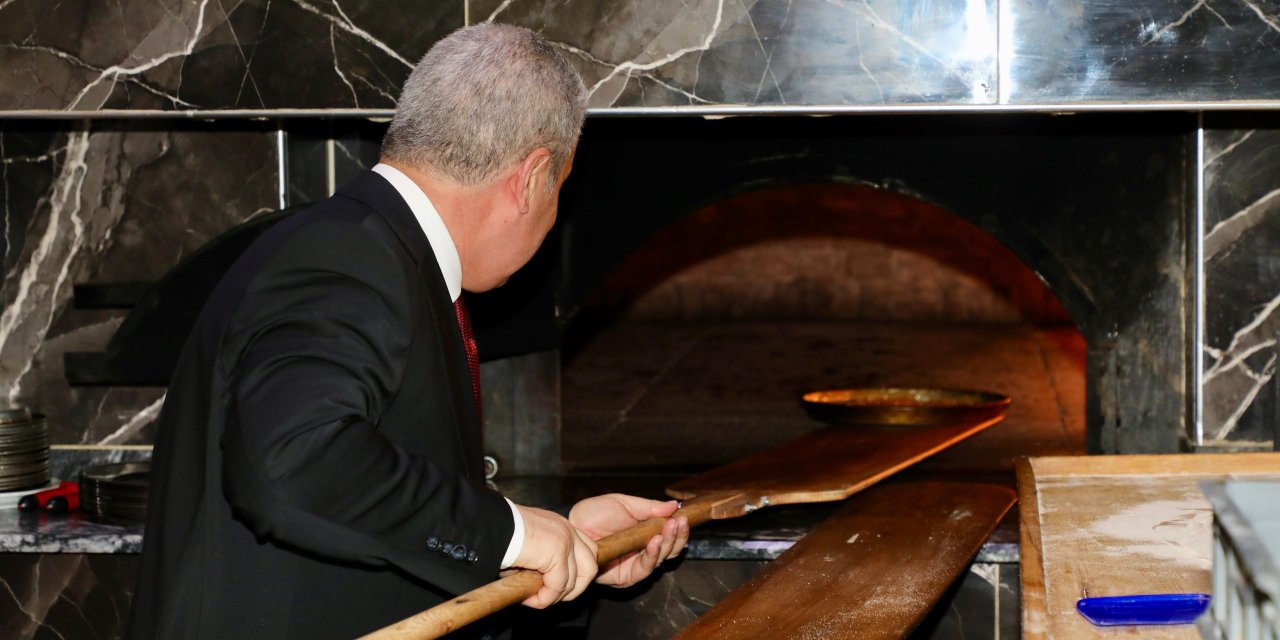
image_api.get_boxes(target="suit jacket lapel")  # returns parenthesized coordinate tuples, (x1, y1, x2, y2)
(336, 171, 485, 480)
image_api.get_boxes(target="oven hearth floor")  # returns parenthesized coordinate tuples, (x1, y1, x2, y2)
(562, 321, 1084, 476)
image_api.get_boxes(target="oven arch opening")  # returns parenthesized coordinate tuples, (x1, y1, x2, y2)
(559, 180, 1086, 475)
(549, 114, 1188, 456)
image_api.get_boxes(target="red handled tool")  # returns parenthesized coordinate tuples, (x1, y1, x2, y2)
(18, 481, 79, 513)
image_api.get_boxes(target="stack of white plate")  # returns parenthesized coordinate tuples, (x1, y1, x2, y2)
(0, 407, 50, 492)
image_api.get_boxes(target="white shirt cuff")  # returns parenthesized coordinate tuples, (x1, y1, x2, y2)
(500, 498, 525, 569)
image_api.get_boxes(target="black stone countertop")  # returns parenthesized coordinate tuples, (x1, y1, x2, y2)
(0, 446, 151, 553)
(0, 472, 1018, 562)
(0, 509, 144, 553)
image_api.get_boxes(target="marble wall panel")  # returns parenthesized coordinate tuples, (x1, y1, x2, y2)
(1009, 0, 1280, 102)
(0, 121, 278, 444)
(284, 119, 384, 206)
(585, 558, 767, 639)
(0, 0, 460, 111)
(49, 447, 152, 487)
(914, 564, 1020, 639)
(474, 0, 997, 107)
(0, 553, 140, 640)
(7, 0, 1280, 112)
(1202, 119, 1280, 445)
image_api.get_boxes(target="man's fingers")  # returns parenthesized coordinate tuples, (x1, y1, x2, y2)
(532, 559, 572, 609)
(673, 516, 690, 555)
(608, 494, 655, 521)
(563, 542, 597, 600)
(570, 568, 593, 601)
(524, 587, 554, 609)
(651, 498, 680, 518)
(656, 520, 678, 562)
(525, 576, 563, 609)
(609, 535, 662, 587)
(577, 526, 600, 559)
(514, 504, 600, 608)
(607, 493, 679, 521)
(644, 534, 663, 569)
(635, 495, 680, 519)
(561, 548, 578, 603)
(550, 495, 693, 594)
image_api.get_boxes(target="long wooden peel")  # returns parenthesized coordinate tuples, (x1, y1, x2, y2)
(361, 415, 1005, 640)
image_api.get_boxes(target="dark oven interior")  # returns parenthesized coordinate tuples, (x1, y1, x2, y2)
(545, 113, 1190, 477)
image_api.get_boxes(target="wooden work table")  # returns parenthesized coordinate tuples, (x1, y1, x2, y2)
(1017, 453, 1280, 639)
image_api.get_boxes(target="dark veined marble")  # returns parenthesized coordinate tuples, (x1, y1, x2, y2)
(0, 553, 140, 640)
(914, 563, 1020, 640)
(474, 0, 997, 107)
(1010, 0, 1280, 102)
(1202, 118, 1280, 445)
(0, 0, 460, 111)
(0, 121, 279, 445)
(48, 447, 152, 487)
(3, 0, 1280, 111)
(283, 119, 384, 206)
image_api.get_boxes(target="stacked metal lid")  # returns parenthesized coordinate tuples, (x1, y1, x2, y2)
(80, 462, 150, 520)
(0, 407, 51, 491)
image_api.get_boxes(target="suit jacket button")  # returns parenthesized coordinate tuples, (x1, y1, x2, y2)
(441, 542, 455, 557)
(466, 549, 479, 565)
(450, 545, 467, 561)
(426, 537, 440, 552)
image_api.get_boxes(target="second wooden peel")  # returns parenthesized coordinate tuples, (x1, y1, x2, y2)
(362, 416, 1005, 640)
(674, 481, 1017, 640)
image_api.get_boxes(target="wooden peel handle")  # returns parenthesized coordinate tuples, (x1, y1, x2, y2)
(359, 494, 736, 640)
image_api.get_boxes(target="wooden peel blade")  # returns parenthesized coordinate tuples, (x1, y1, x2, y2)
(360, 415, 1005, 640)
(673, 481, 1017, 639)
(666, 416, 1004, 505)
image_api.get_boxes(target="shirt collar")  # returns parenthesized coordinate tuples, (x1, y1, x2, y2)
(371, 163, 462, 302)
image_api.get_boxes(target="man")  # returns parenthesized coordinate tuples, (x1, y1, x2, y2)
(128, 24, 688, 639)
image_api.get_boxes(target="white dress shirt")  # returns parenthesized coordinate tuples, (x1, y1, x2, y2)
(372, 163, 525, 570)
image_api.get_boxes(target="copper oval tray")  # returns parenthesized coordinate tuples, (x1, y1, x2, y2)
(801, 387, 1011, 426)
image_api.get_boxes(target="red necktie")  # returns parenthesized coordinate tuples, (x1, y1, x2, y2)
(453, 298, 483, 424)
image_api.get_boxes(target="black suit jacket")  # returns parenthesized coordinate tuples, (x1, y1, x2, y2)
(127, 171, 515, 639)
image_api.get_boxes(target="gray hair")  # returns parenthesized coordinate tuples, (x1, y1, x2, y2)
(382, 24, 586, 188)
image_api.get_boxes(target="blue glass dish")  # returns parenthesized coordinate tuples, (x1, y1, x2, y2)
(1076, 594, 1211, 626)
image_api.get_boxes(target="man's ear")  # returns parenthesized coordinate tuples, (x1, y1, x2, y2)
(511, 147, 552, 214)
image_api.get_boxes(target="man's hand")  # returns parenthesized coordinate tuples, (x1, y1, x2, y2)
(569, 494, 690, 588)
(512, 505, 599, 609)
